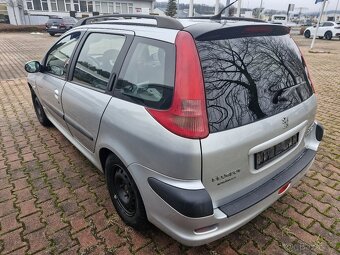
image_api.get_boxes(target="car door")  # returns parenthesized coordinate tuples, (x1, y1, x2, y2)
(62, 29, 134, 152)
(36, 31, 83, 132)
(317, 22, 330, 36)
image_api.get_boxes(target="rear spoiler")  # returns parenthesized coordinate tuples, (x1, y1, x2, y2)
(186, 24, 291, 41)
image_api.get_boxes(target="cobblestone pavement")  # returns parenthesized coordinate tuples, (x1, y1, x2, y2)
(0, 33, 339, 255)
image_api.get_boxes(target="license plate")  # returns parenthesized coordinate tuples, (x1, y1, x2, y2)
(255, 133, 299, 169)
(51, 26, 58, 29)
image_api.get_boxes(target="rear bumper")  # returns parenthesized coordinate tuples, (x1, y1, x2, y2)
(219, 149, 315, 216)
(129, 123, 323, 246)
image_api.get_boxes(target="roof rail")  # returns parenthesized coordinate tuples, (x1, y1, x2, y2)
(179, 16, 267, 23)
(74, 14, 184, 30)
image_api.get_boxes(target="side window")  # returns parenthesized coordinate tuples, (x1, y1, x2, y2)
(323, 22, 332, 27)
(72, 33, 125, 91)
(114, 38, 175, 110)
(45, 32, 81, 78)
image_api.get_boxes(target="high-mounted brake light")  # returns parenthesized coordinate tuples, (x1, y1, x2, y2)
(146, 31, 209, 139)
(243, 26, 273, 34)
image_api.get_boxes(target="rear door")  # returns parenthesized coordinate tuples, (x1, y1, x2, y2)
(62, 29, 134, 152)
(318, 22, 332, 36)
(36, 31, 82, 131)
(193, 25, 316, 206)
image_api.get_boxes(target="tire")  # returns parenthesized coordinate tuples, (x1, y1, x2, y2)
(304, 30, 311, 38)
(325, 31, 332, 40)
(105, 154, 148, 230)
(31, 91, 51, 127)
(49, 33, 55, 36)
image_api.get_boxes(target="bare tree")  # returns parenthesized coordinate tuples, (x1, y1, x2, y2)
(196, 35, 312, 131)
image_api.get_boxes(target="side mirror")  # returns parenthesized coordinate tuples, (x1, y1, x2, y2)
(24, 61, 41, 73)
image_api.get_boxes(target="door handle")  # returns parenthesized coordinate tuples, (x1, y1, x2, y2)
(54, 89, 59, 100)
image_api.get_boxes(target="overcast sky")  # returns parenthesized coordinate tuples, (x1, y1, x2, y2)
(174, 0, 339, 12)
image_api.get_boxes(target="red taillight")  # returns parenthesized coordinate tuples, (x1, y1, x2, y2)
(60, 23, 66, 28)
(146, 31, 209, 139)
(294, 40, 316, 93)
(300, 53, 315, 93)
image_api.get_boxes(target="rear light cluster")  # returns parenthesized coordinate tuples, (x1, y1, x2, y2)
(146, 31, 209, 139)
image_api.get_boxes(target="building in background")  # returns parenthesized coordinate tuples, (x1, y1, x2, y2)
(6, 0, 155, 25)
(0, 0, 9, 23)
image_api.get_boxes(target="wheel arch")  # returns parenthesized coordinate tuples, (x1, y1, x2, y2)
(99, 147, 122, 173)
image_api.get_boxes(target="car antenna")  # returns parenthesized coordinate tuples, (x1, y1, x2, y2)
(211, 0, 239, 20)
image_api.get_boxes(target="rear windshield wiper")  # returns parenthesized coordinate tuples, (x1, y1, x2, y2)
(272, 82, 306, 104)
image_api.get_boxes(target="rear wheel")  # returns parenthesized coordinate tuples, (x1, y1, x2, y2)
(325, 31, 332, 40)
(31, 91, 51, 127)
(49, 33, 55, 36)
(304, 30, 311, 38)
(105, 154, 148, 230)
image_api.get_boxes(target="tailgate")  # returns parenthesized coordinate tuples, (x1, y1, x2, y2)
(200, 97, 316, 207)
(194, 25, 316, 207)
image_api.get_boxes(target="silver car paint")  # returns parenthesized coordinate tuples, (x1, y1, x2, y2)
(78, 24, 178, 43)
(62, 82, 112, 152)
(201, 95, 318, 207)
(35, 73, 70, 132)
(128, 151, 315, 246)
(96, 97, 202, 180)
(28, 20, 322, 246)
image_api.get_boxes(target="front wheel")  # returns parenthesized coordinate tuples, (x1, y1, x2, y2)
(31, 91, 51, 127)
(105, 154, 148, 230)
(304, 30, 311, 38)
(325, 31, 332, 40)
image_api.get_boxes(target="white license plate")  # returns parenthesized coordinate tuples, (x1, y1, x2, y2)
(51, 26, 58, 29)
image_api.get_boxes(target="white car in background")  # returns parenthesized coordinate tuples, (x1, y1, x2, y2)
(304, 21, 340, 40)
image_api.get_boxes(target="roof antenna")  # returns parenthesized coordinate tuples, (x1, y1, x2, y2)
(211, 0, 238, 20)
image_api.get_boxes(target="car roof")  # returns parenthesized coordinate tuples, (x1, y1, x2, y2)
(71, 15, 278, 44)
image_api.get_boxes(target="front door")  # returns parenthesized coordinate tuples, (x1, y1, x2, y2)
(36, 32, 82, 131)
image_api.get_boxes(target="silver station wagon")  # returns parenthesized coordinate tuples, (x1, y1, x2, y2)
(25, 14, 323, 246)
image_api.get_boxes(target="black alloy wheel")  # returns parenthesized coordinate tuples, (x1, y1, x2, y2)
(304, 30, 311, 38)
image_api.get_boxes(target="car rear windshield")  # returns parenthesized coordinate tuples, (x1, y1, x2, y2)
(47, 18, 62, 24)
(195, 34, 313, 133)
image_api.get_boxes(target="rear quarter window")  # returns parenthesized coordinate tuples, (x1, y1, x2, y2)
(114, 37, 175, 110)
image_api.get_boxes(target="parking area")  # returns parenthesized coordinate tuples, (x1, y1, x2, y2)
(0, 32, 339, 255)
